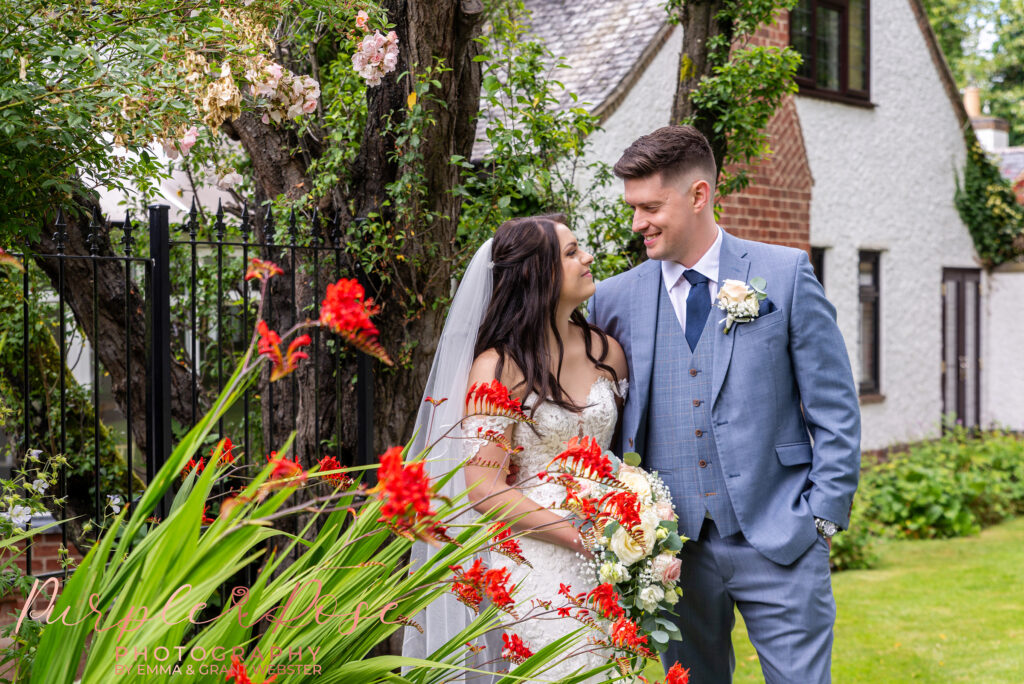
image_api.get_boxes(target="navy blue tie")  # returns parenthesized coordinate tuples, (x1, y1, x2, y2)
(683, 269, 711, 352)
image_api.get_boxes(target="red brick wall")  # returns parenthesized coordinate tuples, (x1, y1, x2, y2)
(0, 531, 82, 626)
(717, 11, 812, 251)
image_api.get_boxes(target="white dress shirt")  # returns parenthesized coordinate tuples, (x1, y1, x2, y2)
(660, 226, 724, 332)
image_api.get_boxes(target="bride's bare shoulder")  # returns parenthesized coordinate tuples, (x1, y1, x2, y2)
(588, 329, 628, 381)
(468, 348, 526, 399)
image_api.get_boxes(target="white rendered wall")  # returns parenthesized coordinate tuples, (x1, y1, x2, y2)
(985, 268, 1024, 430)
(795, 0, 980, 449)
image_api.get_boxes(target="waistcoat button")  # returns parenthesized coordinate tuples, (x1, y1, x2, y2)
(698, 460, 708, 468)
(695, 429, 703, 437)
(689, 368, 698, 377)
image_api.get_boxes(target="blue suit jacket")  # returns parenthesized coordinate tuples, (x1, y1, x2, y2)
(590, 231, 861, 565)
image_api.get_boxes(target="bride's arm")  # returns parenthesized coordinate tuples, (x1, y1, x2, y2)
(462, 351, 590, 557)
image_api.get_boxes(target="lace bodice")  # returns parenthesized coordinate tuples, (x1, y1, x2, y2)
(463, 375, 627, 681)
(464, 376, 628, 510)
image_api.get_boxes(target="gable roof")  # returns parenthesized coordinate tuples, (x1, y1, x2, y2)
(472, 0, 670, 159)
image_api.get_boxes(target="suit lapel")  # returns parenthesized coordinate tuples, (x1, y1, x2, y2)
(711, 232, 750, 405)
(628, 261, 661, 449)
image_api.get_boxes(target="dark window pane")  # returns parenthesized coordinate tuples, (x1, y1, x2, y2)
(848, 0, 867, 91)
(816, 6, 841, 90)
(792, 1, 814, 79)
(811, 247, 826, 287)
(859, 298, 875, 387)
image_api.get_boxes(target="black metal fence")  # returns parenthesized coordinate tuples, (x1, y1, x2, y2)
(3, 203, 376, 576)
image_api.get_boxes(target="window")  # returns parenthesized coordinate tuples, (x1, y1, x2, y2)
(790, 0, 870, 104)
(810, 247, 826, 288)
(858, 251, 880, 396)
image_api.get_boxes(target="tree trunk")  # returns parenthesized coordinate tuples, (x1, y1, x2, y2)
(221, 0, 485, 465)
(30, 196, 195, 460)
(670, 0, 733, 174)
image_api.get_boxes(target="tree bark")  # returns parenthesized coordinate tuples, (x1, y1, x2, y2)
(30, 196, 195, 459)
(670, 0, 733, 174)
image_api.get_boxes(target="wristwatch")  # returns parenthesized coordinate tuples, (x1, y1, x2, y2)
(815, 517, 839, 539)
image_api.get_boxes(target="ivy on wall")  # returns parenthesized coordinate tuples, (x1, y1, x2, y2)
(955, 130, 1024, 267)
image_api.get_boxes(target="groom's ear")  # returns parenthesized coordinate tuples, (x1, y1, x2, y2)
(690, 178, 712, 213)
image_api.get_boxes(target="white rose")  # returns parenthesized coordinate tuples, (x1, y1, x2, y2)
(637, 585, 665, 612)
(599, 562, 618, 584)
(617, 470, 652, 499)
(609, 526, 646, 566)
(719, 279, 750, 304)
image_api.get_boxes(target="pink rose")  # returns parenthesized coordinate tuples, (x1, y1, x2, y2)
(652, 553, 681, 584)
(655, 501, 675, 521)
(302, 98, 317, 113)
(179, 126, 199, 156)
(355, 10, 369, 30)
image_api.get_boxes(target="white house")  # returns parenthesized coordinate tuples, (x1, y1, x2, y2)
(515, 0, 1024, 449)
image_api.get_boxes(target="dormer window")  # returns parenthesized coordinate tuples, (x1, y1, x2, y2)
(790, 0, 871, 105)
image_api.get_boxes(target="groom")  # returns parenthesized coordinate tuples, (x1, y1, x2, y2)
(590, 126, 860, 683)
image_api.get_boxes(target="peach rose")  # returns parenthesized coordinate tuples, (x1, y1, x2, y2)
(655, 501, 675, 521)
(719, 279, 750, 304)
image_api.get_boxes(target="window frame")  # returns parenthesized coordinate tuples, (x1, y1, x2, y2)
(790, 0, 872, 107)
(858, 250, 881, 398)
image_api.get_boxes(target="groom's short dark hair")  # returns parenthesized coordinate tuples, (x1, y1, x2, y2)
(613, 125, 717, 189)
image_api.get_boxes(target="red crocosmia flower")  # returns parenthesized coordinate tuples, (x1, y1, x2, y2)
(466, 380, 533, 423)
(663, 663, 691, 684)
(319, 278, 393, 365)
(598, 490, 642, 531)
(211, 437, 235, 465)
(219, 495, 250, 520)
(256, 322, 309, 382)
(181, 456, 205, 480)
(370, 446, 439, 538)
(317, 454, 353, 487)
(266, 453, 306, 489)
(225, 654, 277, 684)
(201, 505, 215, 525)
(489, 522, 529, 566)
(557, 605, 572, 617)
(610, 614, 649, 649)
(0, 248, 25, 273)
(500, 632, 533, 664)
(483, 566, 516, 610)
(588, 583, 625, 621)
(424, 396, 448, 407)
(549, 435, 613, 480)
(244, 258, 284, 282)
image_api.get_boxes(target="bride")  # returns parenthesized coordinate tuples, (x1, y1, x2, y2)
(402, 215, 628, 682)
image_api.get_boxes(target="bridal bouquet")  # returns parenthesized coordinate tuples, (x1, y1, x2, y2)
(543, 438, 685, 653)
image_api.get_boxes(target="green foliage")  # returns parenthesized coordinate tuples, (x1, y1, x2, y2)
(986, 0, 1024, 146)
(826, 502, 878, 572)
(954, 132, 1024, 266)
(667, 0, 801, 200)
(858, 427, 1024, 541)
(457, 1, 639, 280)
(919, 0, 995, 86)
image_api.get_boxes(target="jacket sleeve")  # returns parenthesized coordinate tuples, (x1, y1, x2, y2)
(788, 250, 861, 529)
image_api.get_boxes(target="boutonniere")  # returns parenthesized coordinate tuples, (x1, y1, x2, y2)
(716, 277, 767, 334)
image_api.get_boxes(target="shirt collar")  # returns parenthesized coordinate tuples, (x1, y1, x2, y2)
(661, 225, 724, 291)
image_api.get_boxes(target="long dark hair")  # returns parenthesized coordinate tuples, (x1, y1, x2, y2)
(474, 215, 618, 416)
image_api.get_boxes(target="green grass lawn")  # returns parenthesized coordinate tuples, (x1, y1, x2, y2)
(646, 517, 1024, 682)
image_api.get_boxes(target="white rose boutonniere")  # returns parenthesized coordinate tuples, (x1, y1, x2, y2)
(716, 276, 767, 334)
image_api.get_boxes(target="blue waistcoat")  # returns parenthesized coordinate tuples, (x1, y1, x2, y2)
(645, 282, 740, 540)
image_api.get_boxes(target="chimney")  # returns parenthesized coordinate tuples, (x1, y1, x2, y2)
(965, 87, 1010, 150)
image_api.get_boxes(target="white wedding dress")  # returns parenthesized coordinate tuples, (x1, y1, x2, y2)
(464, 376, 628, 683)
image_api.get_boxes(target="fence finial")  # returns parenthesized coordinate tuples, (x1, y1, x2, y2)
(264, 205, 275, 245)
(288, 207, 298, 245)
(122, 211, 135, 256)
(214, 198, 225, 242)
(86, 206, 102, 256)
(240, 204, 251, 243)
(53, 208, 67, 254)
(188, 197, 199, 240)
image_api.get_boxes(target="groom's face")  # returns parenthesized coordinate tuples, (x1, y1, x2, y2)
(623, 171, 702, 265)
